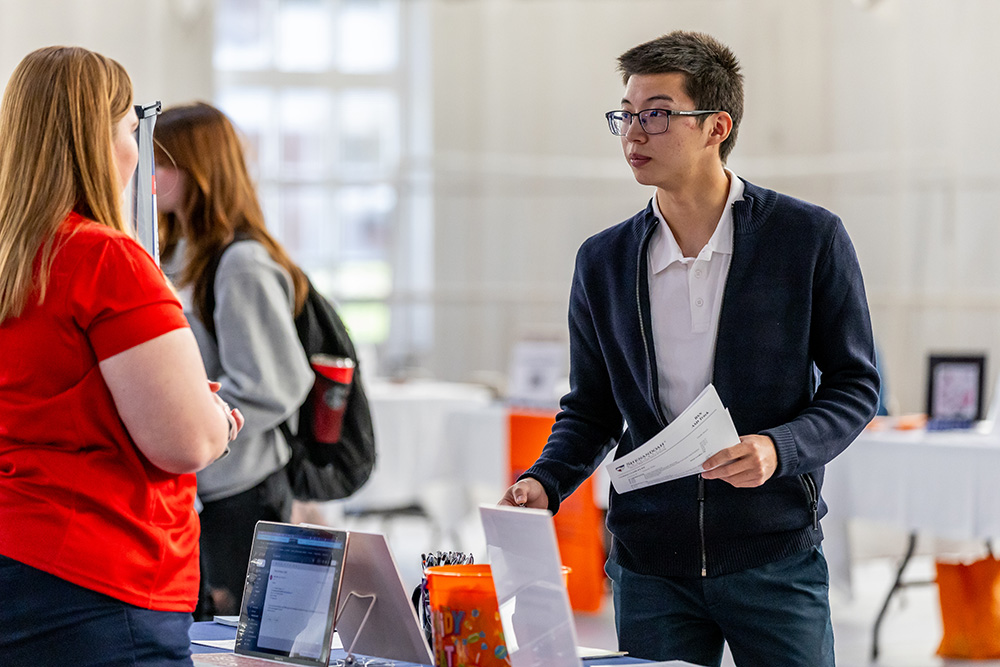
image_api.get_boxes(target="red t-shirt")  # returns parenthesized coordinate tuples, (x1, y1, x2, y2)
(0, 213, 198, 611)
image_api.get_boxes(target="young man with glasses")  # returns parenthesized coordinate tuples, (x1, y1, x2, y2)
(500, 31, 879, 666)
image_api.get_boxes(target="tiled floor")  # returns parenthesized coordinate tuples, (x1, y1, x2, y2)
(308, 506, 1000, 667)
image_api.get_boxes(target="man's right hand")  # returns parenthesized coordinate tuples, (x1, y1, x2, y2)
(499, 477, 548, 509)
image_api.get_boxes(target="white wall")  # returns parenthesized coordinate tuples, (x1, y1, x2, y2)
(426, 0, 836, 387)
(0, 0, 213, 113)
(428, 0, 1000, 414)
(824, 0, 1000, 414)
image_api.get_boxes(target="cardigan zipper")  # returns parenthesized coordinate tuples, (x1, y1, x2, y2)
(799, 473, 819, 530)
(635, 221, 666, 427)
(698, 475, 707, 576)
(635, 218, 711, 576)
(639, 193, 755, 578)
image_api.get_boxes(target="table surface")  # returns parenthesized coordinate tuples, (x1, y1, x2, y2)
(822, 426, 1000, 592)
(339, 380, 499, 514)
(188, 621, 674, 665)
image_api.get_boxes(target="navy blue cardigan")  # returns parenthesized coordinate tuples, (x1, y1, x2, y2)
(522, 179, 880, 578)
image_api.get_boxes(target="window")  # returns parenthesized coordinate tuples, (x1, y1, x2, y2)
(214, 0, 428, 352)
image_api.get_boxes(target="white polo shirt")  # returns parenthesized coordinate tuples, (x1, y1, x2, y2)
(648, 170, 744, 421)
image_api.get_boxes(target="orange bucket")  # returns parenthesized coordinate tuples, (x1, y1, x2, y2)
(427, 564, 509, 667)
(426, 564, 572, 667)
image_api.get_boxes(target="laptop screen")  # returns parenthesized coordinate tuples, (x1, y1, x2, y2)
(234, 522, 348, 665)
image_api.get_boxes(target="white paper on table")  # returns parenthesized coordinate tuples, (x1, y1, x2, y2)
(606, 384, 740, 493)
(190, 639, 236, 650)
(191, 633, 343, 651)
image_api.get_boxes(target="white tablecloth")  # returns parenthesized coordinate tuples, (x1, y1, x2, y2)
(339, 380, 500, 519)
(823, 427, 1000, 590)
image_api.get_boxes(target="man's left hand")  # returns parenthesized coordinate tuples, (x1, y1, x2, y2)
(701, 434, 777, 488)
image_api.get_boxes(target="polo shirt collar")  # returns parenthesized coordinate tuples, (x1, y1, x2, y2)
(649, 169, 743, 274)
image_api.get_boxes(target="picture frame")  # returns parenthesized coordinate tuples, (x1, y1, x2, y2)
(506, 338, 567, 409)
(926, 354, 987, 422)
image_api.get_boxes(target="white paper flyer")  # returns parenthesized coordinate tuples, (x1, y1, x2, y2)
(607, 384, 740, 493)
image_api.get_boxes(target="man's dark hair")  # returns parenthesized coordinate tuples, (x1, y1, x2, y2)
(617, 31, 744, 163)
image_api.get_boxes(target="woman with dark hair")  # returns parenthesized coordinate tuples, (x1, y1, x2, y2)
(155, 102, 314, 615)
(0, 48, 241, 665)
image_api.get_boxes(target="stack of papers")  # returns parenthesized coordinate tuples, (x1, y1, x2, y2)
(606, 384, 740, 493)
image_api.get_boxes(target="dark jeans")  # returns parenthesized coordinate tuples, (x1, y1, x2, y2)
(606, 545, 835, 667)
(198, 467, 293, 615)
(0, 554, 193, 667)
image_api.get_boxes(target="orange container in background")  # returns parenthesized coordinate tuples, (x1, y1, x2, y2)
(507, 410, 606, 613)
(426, 564, 509, 667)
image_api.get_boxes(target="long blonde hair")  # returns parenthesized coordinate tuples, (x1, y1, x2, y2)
(0, 46, 133, 323)
(155, 102, 307, 326)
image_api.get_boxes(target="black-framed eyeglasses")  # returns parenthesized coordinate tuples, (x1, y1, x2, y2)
(605, 108, 722, 136)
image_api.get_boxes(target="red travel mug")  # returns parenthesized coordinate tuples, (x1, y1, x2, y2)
(309, 354, 355, 443)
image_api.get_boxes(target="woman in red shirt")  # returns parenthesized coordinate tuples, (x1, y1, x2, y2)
(0, 47, 242, 666)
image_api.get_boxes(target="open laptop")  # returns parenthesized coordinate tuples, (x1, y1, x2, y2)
(334, 530, 435, 665)
(193, 521, 349, 666)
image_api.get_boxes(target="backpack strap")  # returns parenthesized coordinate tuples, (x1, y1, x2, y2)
(202, 234, 253, 341)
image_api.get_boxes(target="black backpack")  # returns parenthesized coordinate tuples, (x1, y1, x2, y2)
(204, 238, 376, 501)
